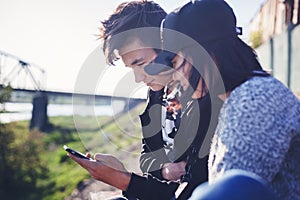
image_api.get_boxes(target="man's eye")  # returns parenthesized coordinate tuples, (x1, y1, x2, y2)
(137, 62, 145, 67)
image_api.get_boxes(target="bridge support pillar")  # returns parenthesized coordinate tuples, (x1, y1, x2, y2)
(30, 91, 49, 131)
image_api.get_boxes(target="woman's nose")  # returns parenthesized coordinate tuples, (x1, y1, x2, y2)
(133, 67, 146, 83)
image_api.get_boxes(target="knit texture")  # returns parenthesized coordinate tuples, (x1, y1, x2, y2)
(209, 76, 300, 199)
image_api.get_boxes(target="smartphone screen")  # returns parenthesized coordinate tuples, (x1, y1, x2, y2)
(64, 145, 92, 160)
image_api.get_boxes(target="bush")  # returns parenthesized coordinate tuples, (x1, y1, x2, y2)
(0, 124, 49, 199)
(249, 31, 263, 49)
(0, 84, 12, 111)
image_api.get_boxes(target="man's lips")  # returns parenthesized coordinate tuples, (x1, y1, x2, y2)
(145, 80, 154, 86)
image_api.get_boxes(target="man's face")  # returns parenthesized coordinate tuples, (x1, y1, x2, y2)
(119, 39, 172, 91)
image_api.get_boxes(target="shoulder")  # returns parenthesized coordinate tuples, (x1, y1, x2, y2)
(216, 76, 300, 140)
(224, 76, 300, 115)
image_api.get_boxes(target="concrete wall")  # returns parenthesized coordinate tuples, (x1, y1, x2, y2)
(290, 25, 300, 94)
(256, 25, 300, 96)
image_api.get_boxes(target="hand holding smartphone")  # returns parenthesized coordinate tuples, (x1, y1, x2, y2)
(64, 145, 93, 160)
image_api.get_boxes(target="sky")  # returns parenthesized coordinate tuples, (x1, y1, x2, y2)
(0, 0, 266, 97)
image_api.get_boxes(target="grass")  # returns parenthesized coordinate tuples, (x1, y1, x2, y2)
(1, 102, 145, 200)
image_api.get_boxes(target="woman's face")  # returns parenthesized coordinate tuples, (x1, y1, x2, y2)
(119, 39, 173, 91)
(171, 52, 193, 91)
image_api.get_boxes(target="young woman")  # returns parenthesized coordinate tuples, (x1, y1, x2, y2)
(145, 0, 300, 199)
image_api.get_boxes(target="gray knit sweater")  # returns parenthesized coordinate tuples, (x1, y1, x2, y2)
(208, 76, 300, 199)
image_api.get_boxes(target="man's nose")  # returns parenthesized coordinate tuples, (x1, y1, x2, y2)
(133, 67, 146, 83)
(173, 70, 184, 82)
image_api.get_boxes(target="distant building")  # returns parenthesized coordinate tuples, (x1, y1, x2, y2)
(249, 0, 300, 46)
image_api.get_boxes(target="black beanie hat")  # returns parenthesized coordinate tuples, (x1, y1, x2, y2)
(145, 0, 241, 75)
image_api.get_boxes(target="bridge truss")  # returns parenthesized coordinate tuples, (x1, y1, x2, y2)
(0, 50, 46, 91)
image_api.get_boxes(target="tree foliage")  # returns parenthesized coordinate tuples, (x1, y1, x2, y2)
(249, 31, 263, 49)
(0, 84, 12, 111)
(0, 86, 49, 199)
(0, 125, 49, 194)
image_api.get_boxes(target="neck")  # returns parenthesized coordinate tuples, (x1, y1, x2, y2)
(191, 78, 208, 99)
(218, 91, 231, 101)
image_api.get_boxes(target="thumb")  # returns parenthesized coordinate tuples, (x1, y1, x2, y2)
(94, 153, 127, 172)
(94, 153, 112, 162)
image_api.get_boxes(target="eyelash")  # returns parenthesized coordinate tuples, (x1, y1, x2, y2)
(137, 62, 145, 67)
(126, 63, 144, 68)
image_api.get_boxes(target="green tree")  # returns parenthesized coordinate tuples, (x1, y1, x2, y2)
(0, 85, 49, 199)
(0, 123, 15, 187)
(0, 125, 49, 199)
(249, 31, 263, 49)
(0, 84, 12, 111)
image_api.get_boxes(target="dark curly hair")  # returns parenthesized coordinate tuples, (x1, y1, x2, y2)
(99, 0, 166, 65)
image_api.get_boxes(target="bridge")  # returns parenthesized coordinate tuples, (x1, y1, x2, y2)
(0, 50, 144, 104)
(0, 50, 46, 91)
(0, 51, 145, 129)
(9, 88, 144, 107)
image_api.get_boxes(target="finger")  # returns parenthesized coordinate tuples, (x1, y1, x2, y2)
(94, 153, 102, 161)
(68, 153, 90, 167)
(95, 154, 121, 167)
(93, 153, 127, 171)
(86, 152, 92, 158)
(94, 153, 112, 162)
(94, 154, 118, 167)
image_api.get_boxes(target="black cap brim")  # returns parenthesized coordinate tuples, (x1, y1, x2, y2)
(144, 50, 176, 75)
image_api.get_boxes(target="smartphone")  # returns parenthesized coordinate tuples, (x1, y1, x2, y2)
(63, 145, 92, 160)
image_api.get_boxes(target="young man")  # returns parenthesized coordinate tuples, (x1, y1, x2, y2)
(99, 0, 186, 183)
